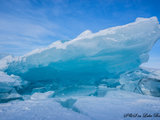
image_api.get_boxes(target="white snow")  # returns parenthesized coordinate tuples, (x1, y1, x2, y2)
(0, 90, 160, 120)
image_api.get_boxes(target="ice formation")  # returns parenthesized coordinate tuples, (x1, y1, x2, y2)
(120, 68, 160, 97)
(0, 17, 160, 101)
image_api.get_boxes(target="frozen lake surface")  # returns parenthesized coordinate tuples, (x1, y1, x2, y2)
(0, 90, 160, 120)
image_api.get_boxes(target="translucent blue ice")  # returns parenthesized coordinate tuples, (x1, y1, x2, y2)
(0, 17, 160, 100)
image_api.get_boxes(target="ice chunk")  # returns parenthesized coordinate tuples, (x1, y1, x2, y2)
(0, 72, 23, 102)
(30, 91, 54, 100)
(120, 68, 160, 97)
(0, 17, 160, 90)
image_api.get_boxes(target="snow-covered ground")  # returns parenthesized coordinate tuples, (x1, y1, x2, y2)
(0, 90, 160, 120)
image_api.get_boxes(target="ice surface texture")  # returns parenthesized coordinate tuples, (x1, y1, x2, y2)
(120, 68, 160, 97)
(0, 91, 160, 120)
(1, 17, 160, 86)
(0, 17, 160, 99)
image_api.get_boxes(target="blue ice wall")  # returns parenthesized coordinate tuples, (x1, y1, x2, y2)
(0, 17, 160, 89)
